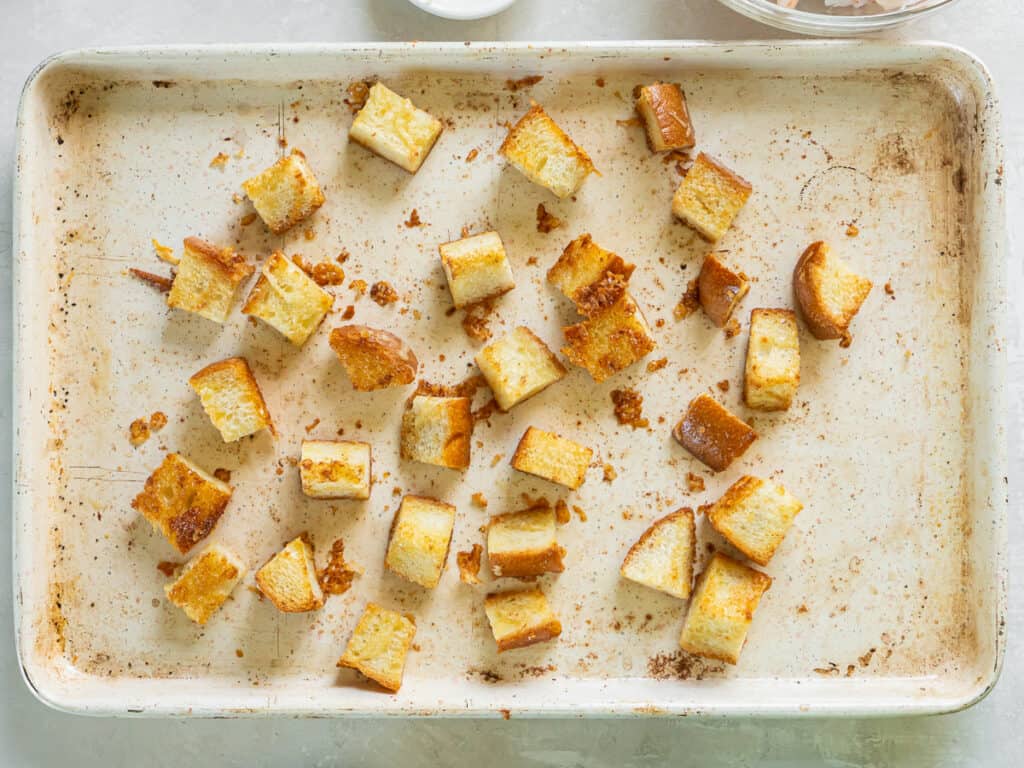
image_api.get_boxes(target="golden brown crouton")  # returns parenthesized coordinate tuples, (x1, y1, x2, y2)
(400, 395, 473, 470)
(166, 237, 254, 323)
(500, 104, 596, 199)
(487, 504, 564, 578)
(337, 603, 416, 692)
(744, 308, 800, 411)
(510, 427, 593, 490)
(349, 82, 443, 173)
(241, 252, 333, 346)
(384, 495, 456, 589)
(635, 82, 695, 153)
(792, 241, 872, 344)
(164, 544, 245, 625)
(620, 508, 696, 599)
(672, 392, 756, 472)
(484, 587, 562, 652)
(475, 327, 566, 411)
(707, 476, 803, 565)
(439, 231, 516, 309)
(189, 357, 273, 442)
(255, 535, 324, 612)
(697, 253, 749, 327)
(299, 440, 371, 500)
(242, 149, 325, 234)
(546, 233, 635, 317)
(562, 293, 656, 382)
(672, 152, 752, 242)
(329, 325, 419, 391)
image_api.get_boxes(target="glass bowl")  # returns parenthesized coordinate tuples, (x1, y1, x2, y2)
(715, 0, 961, 35)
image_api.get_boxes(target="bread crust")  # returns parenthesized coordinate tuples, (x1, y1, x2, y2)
(698, 253, 749, 327)
(793, 241, 873, 343)
(636, 83, 696, 152)
(673, 393, 756, 472)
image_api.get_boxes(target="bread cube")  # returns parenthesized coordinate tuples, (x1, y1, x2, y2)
(475, 327, 566, 411)
(484, 587, 562, 652)
(337, 603, 416, 692)
(242, 149, 325, 234)
(166, 237, 254, 323)
(487, 504, 564, 578)
(620, 508, 696, 599)
(500, 104, 596, 199)
(707, 476, 803, 565)
(697, 253, 749, 327)
(131, 453, 233, 554)
(349, 82, 443, 173)
(672, 152, 752, 242)
(241, 252, 333, 346)
(329, 325, 419, 391)
(546, 233, 635, 317)
(255, 535, 324, 612)
(679, 552, 771, 664)
(744, 309, 800, 411)
(164, 544, 245, 625)
(384, 495, 456, 589)
(299, 440, 371, 500)
(672, 393, 756, 472)
(510, 427, 592, 490)
(189, 357, 273, 442)
(636, 82, 696, 152)
(400, 395, 472, 470)
(562, 293, 656, 382)
(439, 231, 515, 309)
(793, 241, 872, 345)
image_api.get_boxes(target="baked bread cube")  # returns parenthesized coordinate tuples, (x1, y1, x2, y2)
(189, 357, 273, 442)
(241, 149, 325, 234)
(562, 293, 656, 382)
(673, 393, 756, 472)
(475, 327, 566, 411)
(349, 82, 443, 174)
(255, 535, 324, 612)
(698, 253, 749, 327)
(744, 309, 800, 411)
(487, 504, 564, 578)
(484, 587, 562, 652)
(439, 231, 515, 309)
(679, 552, 771, 665)
(500, 104, 596, 199)
(300, 440, 371, 500)
(793, 241, 872, 344)
(384, 495, 456, 589)
(241, 251, 333, 346)
(672, 152, 752, 242)
(620, 508, 696, 599)
(400, 395, 472, 470)
(636, 82, 696, 152)
(329, 325, 419, 391)
(707, 476, 803, 565)
(337, 603, 416, 692)
(164, 544, 245, 625)
(546, 233, 635, 317)
(510, 427, 592, 490)
(166, 237, 254, 323)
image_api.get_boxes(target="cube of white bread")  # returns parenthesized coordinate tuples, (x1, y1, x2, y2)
(439, 231, 516, 309)
(299, 440, 371, 500)
(349, 82, 443, 173)
(329, 325, 419, 391)
(546, 233, 635, 317)
(131, 453, 233, 554)
(484, 587, 562, 652)
(744, 309, 800, 412)
(189, 357, 273, 442)
(241, 252, 333, 346)
(400, 395, 472, 471)
(562, 293, 656, 383)
(166, 237, 254, 323)
(707, 475, 803, 566)
(672, 393, 756, 472)
(255, 535, 324, 612)
(500, 103, 596, 199)
(636, 82, 696, 153)
(679, 552, 772, 665)
(620, 508, 696, 599)
(164, 544, 246, 625)
(672, 152, 752, 242)
(487, 504, 564, 578)
(475, 327, 566, 411)
(792, 241, 872, 345)
(697, 252, 749, 328)
(337, 603, 416, 692)
(384, 495, 456, 589)
(241, 149, 325, 234)
(510, 427, 593, 490)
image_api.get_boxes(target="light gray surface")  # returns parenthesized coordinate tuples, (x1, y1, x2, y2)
(0, 0, 1019, 765)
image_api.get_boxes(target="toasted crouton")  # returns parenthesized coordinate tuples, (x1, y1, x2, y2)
(698, 253, 749, 327)
(132, 453, 233, 554)
(300, 440, 371, 500)
(500, 104, 596, 199)
(241, 252, 333, 346)
(620, 508, 696, 599)
(166, 237, 254, 322)
(707, 476, 803, 565)
(189, 357, 273, 442)
(484, 587, 562, 652)
(329, 325, 419, 391)
(673, 393, 756, 472)
(241, 149, 325, 234)
(793, 241, 872, 344)
(439, 231, 516, 309)
(400, 395, 472, 470)
(475, 327, 566, 411)
(255, 535, 324, 612)
(636, 83, 696, 152)
(337, 603, 416, 692)
(672, 152, 752, 242)
(487, 504, 564, 578)
(349, 82, 443, 173)
(744, 309, 800, 411)
(562, 293, 656, 382)
(164, 544, 245, 625)
(679, 552, 771, 664)
(510, 427, 593, 490)
(384, 495, 456, 589)
(546, 233, 635, 317)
